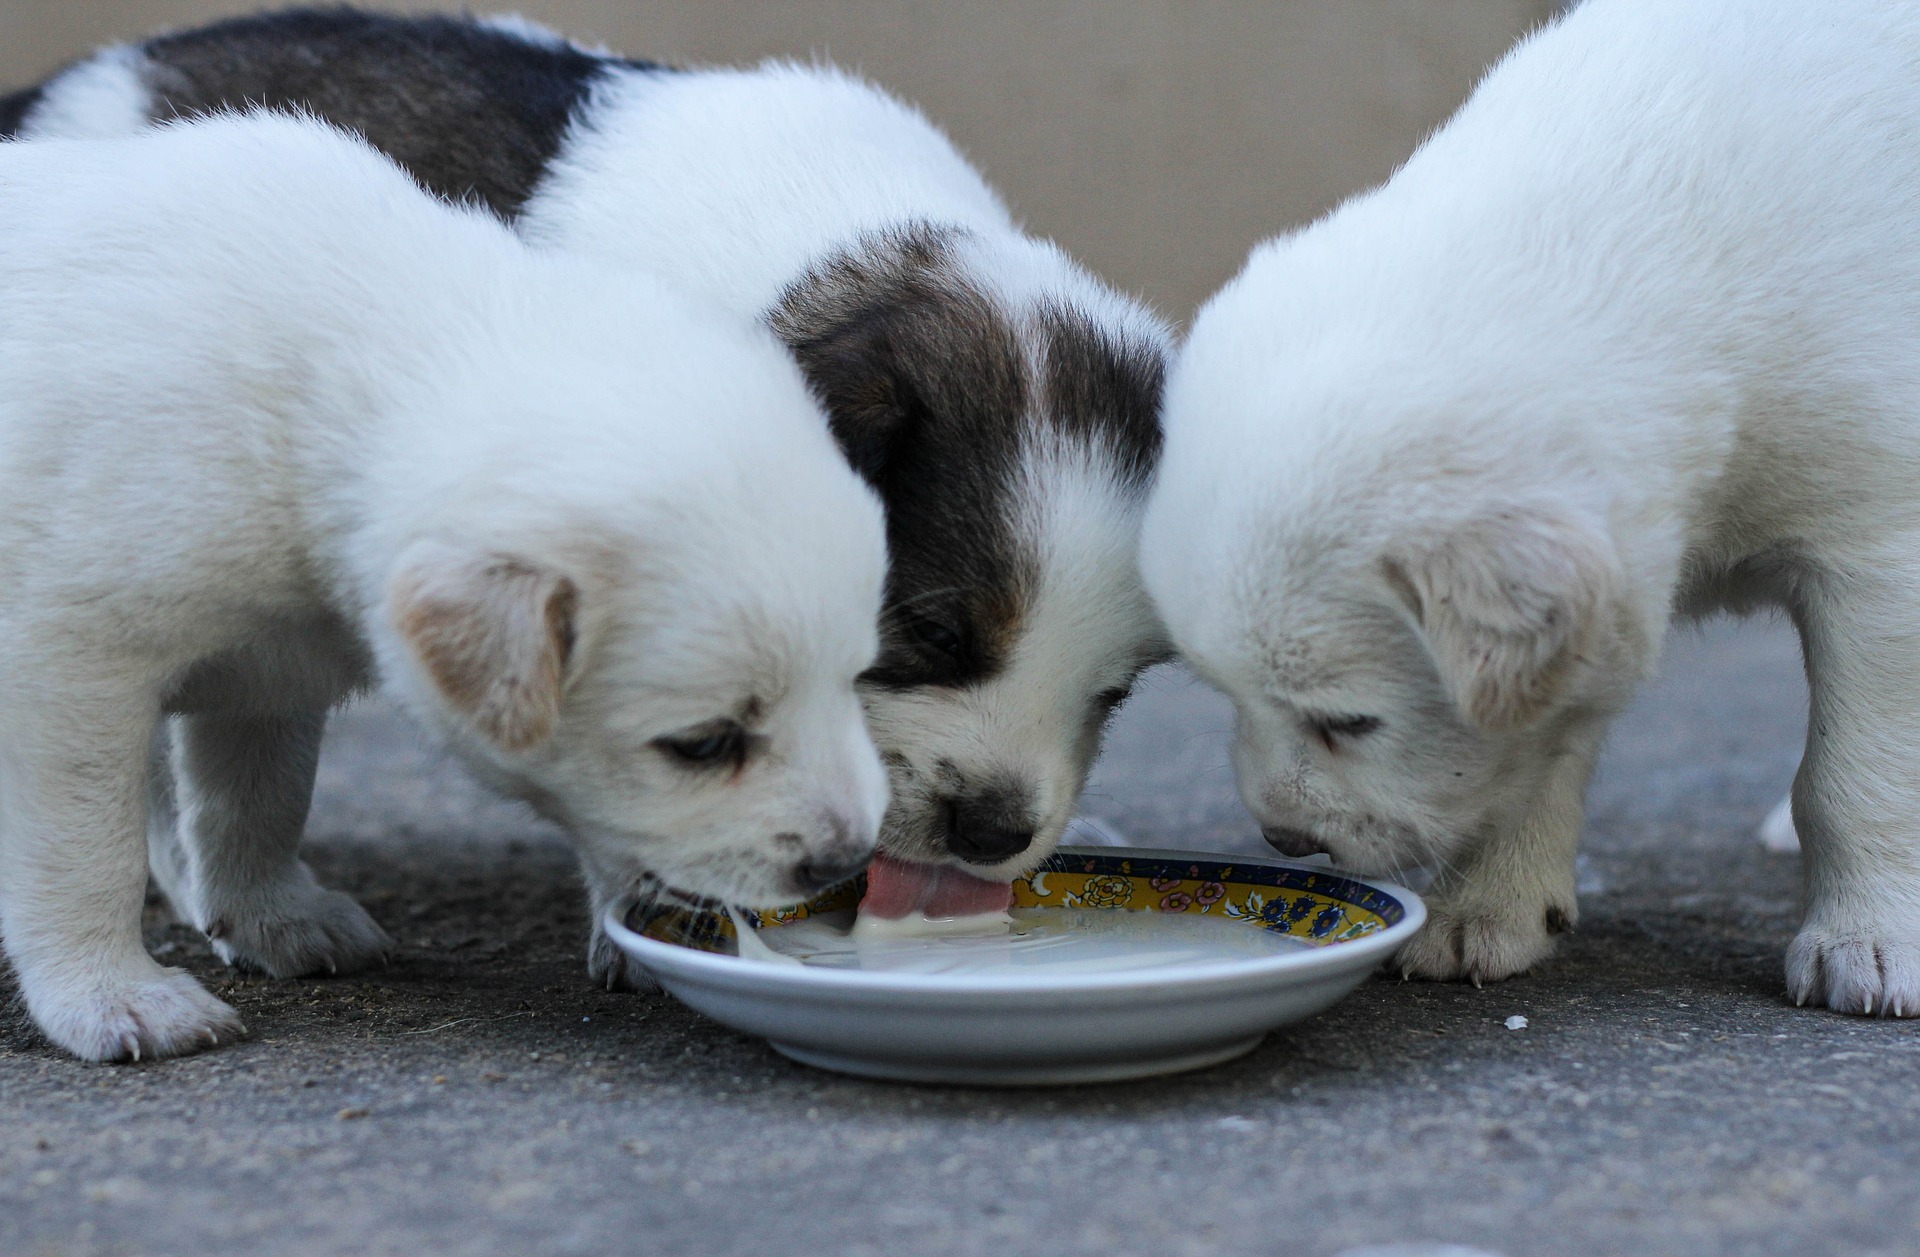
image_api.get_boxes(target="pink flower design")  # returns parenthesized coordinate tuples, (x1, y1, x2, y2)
(1159, 892, 1194, 913)
(1148, 877, 1181, 892)
(1194, 881, 1227, 906)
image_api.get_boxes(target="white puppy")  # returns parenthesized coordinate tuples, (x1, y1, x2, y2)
(3, 20, 1172, 987)
(1144, 0, 1920, 1016)
(0, 114, 888, 1061)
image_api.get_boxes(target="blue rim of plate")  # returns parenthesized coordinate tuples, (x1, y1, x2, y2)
(603, 846, 1427, 994)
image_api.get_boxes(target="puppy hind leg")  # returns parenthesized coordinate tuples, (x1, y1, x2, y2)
(0, 680, 243, 1061)
(171, 709, 392, 979)
(1785, 565, 1920, 1017)
(1396, 731, 1600, 985)
(144, 719, 193, 919)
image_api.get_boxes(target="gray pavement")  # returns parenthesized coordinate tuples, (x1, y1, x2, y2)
(4, 616, 1917, 1257)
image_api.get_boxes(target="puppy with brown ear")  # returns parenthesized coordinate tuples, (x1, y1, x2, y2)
(0, 113, 888, 1062)
(1143, 0, 1920, 1017)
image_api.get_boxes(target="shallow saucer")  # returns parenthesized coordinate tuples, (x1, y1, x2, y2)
(601, 846, 1425, 1086)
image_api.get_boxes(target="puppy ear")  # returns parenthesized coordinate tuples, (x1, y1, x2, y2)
(388, 542, 579, 751)
(786, 314, 918, 485)
(1384, 504, 1622, 731)
(769, 228, 966, 488)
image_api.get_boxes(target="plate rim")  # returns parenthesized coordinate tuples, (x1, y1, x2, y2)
(601, 845, 1427, 998)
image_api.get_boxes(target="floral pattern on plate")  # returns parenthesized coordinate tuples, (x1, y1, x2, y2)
(639, 850, 1407, 954)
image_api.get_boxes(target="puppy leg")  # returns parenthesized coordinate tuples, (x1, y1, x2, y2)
(1397, 731, 1600, 984)
(0, 681, 243, 1061)
(170, 709, 392, 978)
(144, 721, 193, 919)
(581, 856, 658, 994)
(1785, 567, 1920, 1017)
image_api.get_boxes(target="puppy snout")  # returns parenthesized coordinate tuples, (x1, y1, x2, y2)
(941, 786, 1036, 865)
(790, 812, 875, 894)
(1262, 825, 1328, 858)
(796, 846, 871, 893)
(791, 837, 872, 893)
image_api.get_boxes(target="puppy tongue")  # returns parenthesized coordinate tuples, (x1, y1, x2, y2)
(860, 851, 1013, 920)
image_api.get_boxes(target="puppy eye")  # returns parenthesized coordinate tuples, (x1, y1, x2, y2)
(1307, 713, 1382, 751)
(904, 614, 964, 659)
(656, 720, 748, 768)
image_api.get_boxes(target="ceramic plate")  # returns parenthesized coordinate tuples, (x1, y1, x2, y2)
(601, 846, 1425, 1086)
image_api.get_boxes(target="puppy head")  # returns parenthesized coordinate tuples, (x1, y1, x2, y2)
(380, 323, 890, 908)
(1143, 254, 1657, 875)
(771, 225, 1172, 878)
(1151, 487, 1643, 875)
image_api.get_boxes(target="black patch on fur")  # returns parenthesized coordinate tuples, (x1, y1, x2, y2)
(1039, 305, 1164, 486)
(771, 225, 1035, 691)
(137, 7, 664, 217)
(1544, 905, 1573, 936)
(0, 85, 43, 137)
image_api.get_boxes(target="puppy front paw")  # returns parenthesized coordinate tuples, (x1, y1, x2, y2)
(586, 918, 659, 994)
(1396, 890, 1572, 985)
(1786, 924, 1920, 1017)
(31, 966, 245, 1062)
(201, 870, 392, 979)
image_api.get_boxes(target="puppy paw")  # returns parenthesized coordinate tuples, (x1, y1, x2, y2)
(1786, 925, 1920, 1017)
(1396, 892, 1572, 985)
(202, 871, 392, 979)
(586, 919, 659, 994)
(32, 966, 245, 1062)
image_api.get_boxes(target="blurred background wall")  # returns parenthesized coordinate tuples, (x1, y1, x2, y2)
(0, 1, 1559, 317)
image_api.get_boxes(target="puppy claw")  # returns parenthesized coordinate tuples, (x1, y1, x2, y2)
(32, 967, 244, 1062)
(1786, 925, 1920, 1018)
(199, 875, 392, 980)
(586, 919, 660, 995)
(1395, 894, 1569, 986)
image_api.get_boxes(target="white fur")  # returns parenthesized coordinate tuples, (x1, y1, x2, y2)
(17, 43, 151, 138)
(0, 115, 888, 1060)
(866, 436, 1166, 877)
(16, 43, 1172, 987)
(524, 63, 1171, 874)
(1144, 0, 1920, 1016)
(475, 13, 572, 48)
(1759, 795, 1802, 853)
(520, 62, 1019, 311)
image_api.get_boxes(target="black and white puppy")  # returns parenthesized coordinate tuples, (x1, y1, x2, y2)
(4, 9, 1172, 984)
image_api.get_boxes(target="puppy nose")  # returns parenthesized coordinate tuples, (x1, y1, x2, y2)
(1262, 826, 1328, 858)
(942, 789, 1036, 865)
(791, 809, 874, 893)
(796, 843, 872, 893)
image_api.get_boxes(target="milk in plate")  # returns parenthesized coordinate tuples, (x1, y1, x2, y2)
(734, 907, 1309, 975)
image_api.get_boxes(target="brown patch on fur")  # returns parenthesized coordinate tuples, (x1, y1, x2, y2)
(771, 223, 1036, 690)
(1543, 904, 1573, 936)
(392, 551, 577, 750)
(1038, 304, 1164, 486)
(136, 9, 662, 218)
(0, 84, 43, 137)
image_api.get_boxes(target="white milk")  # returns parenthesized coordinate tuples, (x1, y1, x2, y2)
(734, 907, 1310, 975)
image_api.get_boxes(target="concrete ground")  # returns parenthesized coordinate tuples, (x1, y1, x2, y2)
(4, 616, 1917, 1257)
